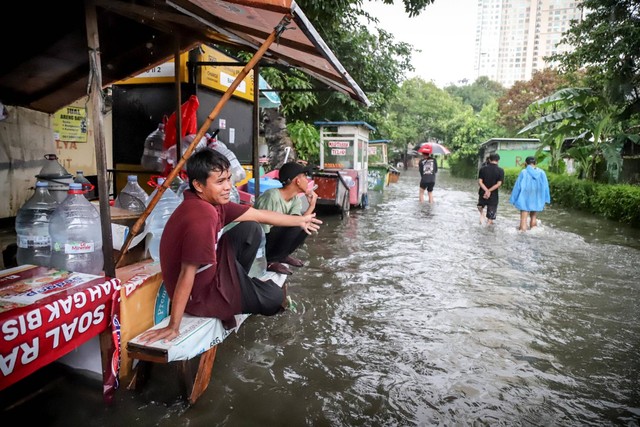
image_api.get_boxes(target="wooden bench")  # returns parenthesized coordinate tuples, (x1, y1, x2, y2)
(125, 271, 287, 404)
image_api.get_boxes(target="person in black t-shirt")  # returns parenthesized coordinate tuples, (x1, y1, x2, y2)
(418, 145, 438, 203)
(477, 153, 505, 225)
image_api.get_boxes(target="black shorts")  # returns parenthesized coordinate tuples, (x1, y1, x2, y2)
(420, 175, 435, 192)
(477, 198, 498, 220)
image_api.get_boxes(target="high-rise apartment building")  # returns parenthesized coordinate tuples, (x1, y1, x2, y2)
(474, 0, 583, 87)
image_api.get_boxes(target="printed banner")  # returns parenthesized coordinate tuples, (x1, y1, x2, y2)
(0, 266, 120, 390)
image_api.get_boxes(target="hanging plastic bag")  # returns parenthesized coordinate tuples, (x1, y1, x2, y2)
(162, 133, 207, 176)
(163, 95, 199, 151)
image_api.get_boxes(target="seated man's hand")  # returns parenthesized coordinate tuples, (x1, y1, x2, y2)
(300, 213, 322, 234)
(306, 190, 318, 206)
(137, 324, 180, 345)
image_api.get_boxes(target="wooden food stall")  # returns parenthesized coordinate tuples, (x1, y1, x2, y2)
(0, 0, 370, 405)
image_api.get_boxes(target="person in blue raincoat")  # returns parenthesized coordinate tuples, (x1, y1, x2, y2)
(509, 156, 551, 231)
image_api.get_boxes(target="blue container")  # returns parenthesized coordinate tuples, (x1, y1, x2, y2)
(248, 177, 282, 195)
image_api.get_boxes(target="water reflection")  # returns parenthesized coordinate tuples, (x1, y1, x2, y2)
(4, 169, 640, 426)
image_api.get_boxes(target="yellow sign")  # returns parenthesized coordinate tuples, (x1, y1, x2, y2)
(117, 55, 187, 85)
(53, 106, 88, 143)
(117, 45, 255, 102)
(198, 45, 255, 102)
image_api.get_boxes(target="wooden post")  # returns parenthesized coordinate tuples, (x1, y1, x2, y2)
(85, 0, 115, 278)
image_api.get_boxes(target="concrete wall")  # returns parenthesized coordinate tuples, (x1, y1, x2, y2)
(0, 99, 112, 219)
(0, 106, 55, 218)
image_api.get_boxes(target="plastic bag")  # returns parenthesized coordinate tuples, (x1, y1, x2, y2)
(162, 134, 207, 175)
(163, 95, 199, 151)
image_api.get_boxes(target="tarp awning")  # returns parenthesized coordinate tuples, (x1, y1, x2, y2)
(0, 0, 369, 115)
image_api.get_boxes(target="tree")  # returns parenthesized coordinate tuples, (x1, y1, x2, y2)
(449, 101, 508, 177)
(496, 69, 570, 135)
(445, 76, 506, 113)
(518, 87, 636, 182)
(550, 0, 640, 119)
(260, 1, 438, 125)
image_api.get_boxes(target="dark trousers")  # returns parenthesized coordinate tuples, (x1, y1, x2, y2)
(221, 221, 284, 316)
(265, 226, 308, 263)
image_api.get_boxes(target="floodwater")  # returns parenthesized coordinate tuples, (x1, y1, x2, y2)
(4, 169, 640, 426)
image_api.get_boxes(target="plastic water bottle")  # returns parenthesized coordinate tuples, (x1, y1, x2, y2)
(248, 227, 267, 278)
(49, 183, 104, 275)
(114, 175, 149, 213)
(74, 170, 95, 200)
(146, 178, 181, 262)
(141, 123, 165, 172)
(15, 181, 58, 267)
(209, 139, 246, 184)
(230, 185, 240, 204)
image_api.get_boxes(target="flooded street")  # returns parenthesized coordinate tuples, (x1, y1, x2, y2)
(5, 169, 640, 426)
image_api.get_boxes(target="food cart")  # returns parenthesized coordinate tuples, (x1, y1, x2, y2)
(313, 121, 374, 215)
(367, 139, 392, 191)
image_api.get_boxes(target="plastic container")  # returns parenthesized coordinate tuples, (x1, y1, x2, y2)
(114, 175, 149, 213)
(49, 183, 103, 275)
(248, 227, 267, 278)
(74, 170, 95, 200)
(15, 181, 59, 267)
(140, 123, 166, 172)
(163, 134, 207, 173)
(247, 177, 282, 195)
(208, 139, 246, 184)
(35, 154, 74, 204)
(146, 178, 182, 262)
(230, 185, 240, 204)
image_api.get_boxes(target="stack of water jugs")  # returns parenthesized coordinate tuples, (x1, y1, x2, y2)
(15, 180, 104, 275)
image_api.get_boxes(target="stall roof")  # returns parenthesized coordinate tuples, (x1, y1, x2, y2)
(0, 0, 369, 115)
(314, 121, 377, 132)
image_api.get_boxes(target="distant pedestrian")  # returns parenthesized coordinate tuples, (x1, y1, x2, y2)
(477, 153, 504, 225)
(509, 156, 551, 231)
(418, 145, 438, 203)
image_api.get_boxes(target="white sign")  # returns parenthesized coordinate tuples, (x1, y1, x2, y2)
(220, 71, 247, 93)
(135, 62, 176, 79)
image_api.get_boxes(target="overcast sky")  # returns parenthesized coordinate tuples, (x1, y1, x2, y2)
(363, 0, 478, 88)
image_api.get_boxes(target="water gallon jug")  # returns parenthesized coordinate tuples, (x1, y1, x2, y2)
(74, 170, 95, 200)
(49, 183, 104, 275)
(114, 175, 149, 213)
(209, 139, 246, 184)
(146, 178, 181, 262)
(35, 154, 74, 204)
(248, 227, 267, 278)
(140, 123, 165, 172)
(15, 181, 59, 267)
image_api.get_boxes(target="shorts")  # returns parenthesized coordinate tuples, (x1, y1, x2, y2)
(419, 175, 435, 192)
(477, 198, 498, 220)
(478, 204, 498, 221)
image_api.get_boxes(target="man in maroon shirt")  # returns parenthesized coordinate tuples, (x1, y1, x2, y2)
(139, 149, 322, 344)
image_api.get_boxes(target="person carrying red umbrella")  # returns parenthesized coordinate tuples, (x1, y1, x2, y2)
(418, 144, 438, 203)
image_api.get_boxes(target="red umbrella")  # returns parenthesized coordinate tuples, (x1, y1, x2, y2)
(416, 142, 451, 155)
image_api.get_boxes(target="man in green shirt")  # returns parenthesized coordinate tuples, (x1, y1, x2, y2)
(254, 162, 318, 275)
